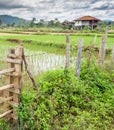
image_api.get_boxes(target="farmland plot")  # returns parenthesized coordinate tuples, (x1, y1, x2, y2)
(25, 50, 75, 75)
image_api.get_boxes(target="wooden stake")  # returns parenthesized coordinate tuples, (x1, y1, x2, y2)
(98, 36, 106, 66)
(13, 46, 23, 107)
(75, 39, 83, 78)
(93, 34, 97, 45)
(105, 25, 108, 41)
(65, 35, 70, 70)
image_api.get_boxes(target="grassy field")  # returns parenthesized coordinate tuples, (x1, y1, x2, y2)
(0, 33, 114, 48)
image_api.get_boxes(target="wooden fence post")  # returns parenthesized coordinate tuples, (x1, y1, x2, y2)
(98, 36, 106, 66)
(65, 35, 70, 70)
(105, 25, 108, 41)
(12, 46, 23, 120)
(93, 34, 97, 45)
(75, 39, 83, 78)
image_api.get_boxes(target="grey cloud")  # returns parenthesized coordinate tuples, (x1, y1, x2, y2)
(39, 0, 55, 4)
(0, 0, 113, 21)
(0, 1, 30, 9)
(49, 11, 62, 14)
(0, 4, 28, 9)
(93, 2, 114, 10)
(90, 0, 101, 4)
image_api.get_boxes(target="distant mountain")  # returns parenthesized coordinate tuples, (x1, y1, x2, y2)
(0, 15, 29, 26)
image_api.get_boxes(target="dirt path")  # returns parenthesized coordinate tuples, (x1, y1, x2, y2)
(0, 32, 21, 36)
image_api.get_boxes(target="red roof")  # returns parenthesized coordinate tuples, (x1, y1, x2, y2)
(76, 16, 101, 21)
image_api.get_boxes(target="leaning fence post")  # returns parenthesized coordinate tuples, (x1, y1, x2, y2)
(65, 35, 70, 70)
(98, 36, 106, 66)
(75, 39, 83, 78)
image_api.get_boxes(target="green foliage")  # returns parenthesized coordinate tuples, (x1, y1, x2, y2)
(0, 62, 114, 129)
(17, 65, 114, 130)
(0, 120, 10, 130)
(83, 25, 90, 30)
(29, 17, 36, 28)
(80, 63, 114, 92)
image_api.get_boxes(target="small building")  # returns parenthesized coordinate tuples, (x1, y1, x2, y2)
(62, 20, 75, 29)
(74, 16, 101, 29)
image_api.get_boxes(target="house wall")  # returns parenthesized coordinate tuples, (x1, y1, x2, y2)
(82, 21, 89, 26)
(74, 20, 99, 29)
(75, 20, 90, 26)
(75, 21, 82, 26)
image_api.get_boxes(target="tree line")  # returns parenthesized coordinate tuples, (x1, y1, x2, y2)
(0, 17, 114, 30)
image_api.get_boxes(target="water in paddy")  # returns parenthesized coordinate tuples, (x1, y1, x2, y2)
(25, 49, 75, 75)
(0, 46, 112, 76)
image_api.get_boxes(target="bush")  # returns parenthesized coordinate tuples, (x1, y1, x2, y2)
(18, 65, 114, 129)
(1, 64, 114, 129)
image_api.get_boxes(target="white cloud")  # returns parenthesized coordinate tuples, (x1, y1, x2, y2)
(0, 0, 113, 21)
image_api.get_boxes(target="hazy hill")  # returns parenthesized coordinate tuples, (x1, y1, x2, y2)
(0, 15, 29, 26)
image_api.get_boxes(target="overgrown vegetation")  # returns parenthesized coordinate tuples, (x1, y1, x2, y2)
(0, 28, 114, 129)
(1, 62, 114, 130)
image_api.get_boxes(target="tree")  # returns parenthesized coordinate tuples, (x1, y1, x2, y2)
(48, 20, 54, 27)
(29, 17, 36, 27)
(37, 19, 45, 27)
(54, 18, 61, 27)
(11, 22, 15, 27)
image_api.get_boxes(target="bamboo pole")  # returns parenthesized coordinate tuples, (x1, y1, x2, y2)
(0, 84, 14, 91)
(0, 110, 12, 119)
(6, 58, 22, 64)
(0, 68, 15, 75)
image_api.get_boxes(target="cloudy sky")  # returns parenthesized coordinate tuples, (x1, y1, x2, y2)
(0, 0, 114, 21)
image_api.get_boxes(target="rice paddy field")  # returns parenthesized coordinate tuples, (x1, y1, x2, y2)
(0, 31, 114, 129)
(0, 32, 114, 49)
(0, 32, 113, 59)
(0, 32, 113, 74)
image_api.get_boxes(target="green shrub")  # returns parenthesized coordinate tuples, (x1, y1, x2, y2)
(18, 65, 114, 129)
(1, 64, 114, 129)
